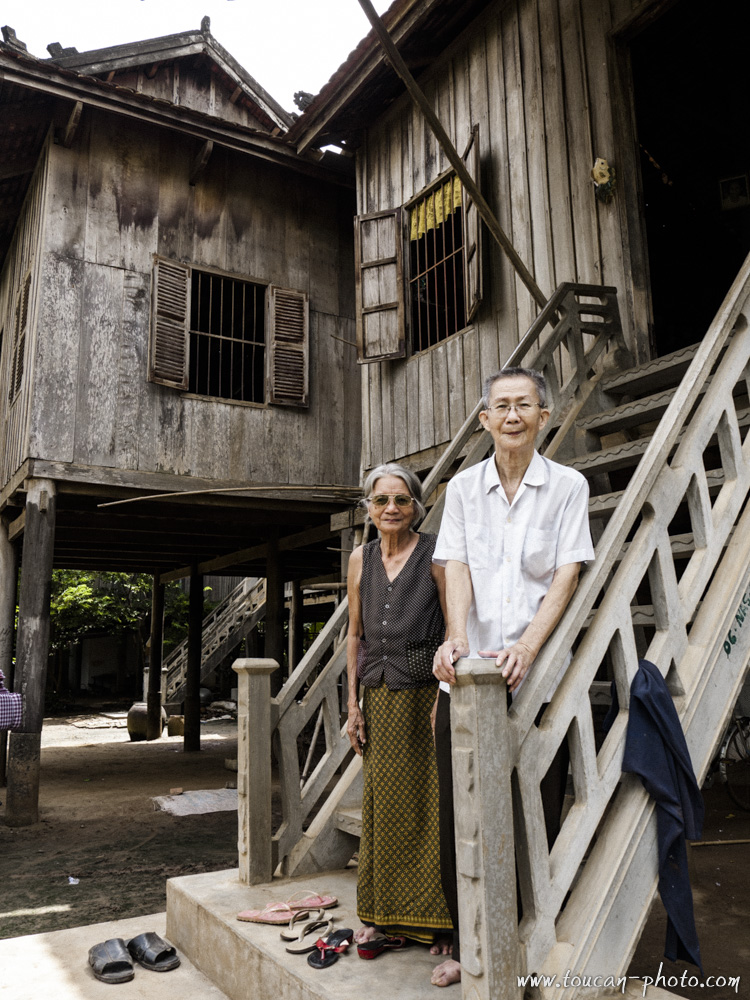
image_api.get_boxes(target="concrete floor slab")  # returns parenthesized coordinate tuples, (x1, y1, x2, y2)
(0, 911, 229, 1000)
(166, 867, 441, 1000)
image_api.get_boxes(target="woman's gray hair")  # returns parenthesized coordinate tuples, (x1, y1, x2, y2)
(482, 367, 547, 408)
(359, 462, 427, 527)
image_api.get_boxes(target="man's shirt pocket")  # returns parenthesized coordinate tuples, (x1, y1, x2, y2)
(522, 527, 557, 580)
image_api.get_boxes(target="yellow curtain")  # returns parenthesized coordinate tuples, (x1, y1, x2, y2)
(409, 177, 462, 240)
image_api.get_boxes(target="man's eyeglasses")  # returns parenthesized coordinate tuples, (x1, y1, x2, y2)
(486, 401, 541, 416)
(366, 494, 414, 508)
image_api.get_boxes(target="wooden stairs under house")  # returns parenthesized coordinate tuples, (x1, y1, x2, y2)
(167, 257, 750, 1000)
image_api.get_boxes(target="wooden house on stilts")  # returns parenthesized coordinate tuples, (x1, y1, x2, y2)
(3, 0, 750, 997)
(0, 17, 360, 824)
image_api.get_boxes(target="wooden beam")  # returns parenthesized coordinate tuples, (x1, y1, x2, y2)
(0, 520, 18, 785)
(146, 576, 165, 740)
(183, 562, 203, 752)
(30, 460, 352, 511)
(356, 0, 548, 310)
(189, 139, 213, 186)
(5, 479, 57, 827)
(264, 533, 285, 672)
(159, 522, 335, 583)
(60, 100, 83, 148)
(7, 509, 25, 543)
(229, 84, 242, 104)
(146, 62, 160, 79)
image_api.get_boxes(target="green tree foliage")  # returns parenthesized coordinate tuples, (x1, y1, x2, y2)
(49, 571, 213, 653)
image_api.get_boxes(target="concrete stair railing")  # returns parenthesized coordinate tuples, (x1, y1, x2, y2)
(237, 257, 750, 999)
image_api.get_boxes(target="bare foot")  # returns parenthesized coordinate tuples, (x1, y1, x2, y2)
(430, 936, 453, 956)
(354, 925, 380, 944)
(431, 958, 461, 987)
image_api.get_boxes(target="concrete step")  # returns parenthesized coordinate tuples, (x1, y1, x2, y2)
(334, 806, 362, 837)
(587, 469, 725, 520)
(167, 868, 440, 1000)
(600, 343, 701, 397)
(578, 388, 677, 435)
(0, 910, 230, 1000)
(564, 438, 650, 478)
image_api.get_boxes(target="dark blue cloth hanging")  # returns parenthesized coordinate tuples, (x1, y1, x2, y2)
(604, 659, 704, 971)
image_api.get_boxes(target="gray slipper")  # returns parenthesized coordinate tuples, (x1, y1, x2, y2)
(127, 931, 180, 972)
(88, 938, 135, 984)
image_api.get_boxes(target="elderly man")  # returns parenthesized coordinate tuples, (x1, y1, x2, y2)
(430, 366, 595, 988)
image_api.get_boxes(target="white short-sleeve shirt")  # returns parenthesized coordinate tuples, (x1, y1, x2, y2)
(433, 450, 595, 697)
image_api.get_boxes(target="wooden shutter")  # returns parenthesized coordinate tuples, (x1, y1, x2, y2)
(149, 256, 189, 389)
(9, 271, 31, 403)
(267, 286, 309, 407)
(355, 209, 405, 363)
(462, 125, 483, 323)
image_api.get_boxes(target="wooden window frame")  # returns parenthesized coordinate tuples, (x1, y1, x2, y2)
(353, 125, 482, 364)
(148, 256, 309, 408)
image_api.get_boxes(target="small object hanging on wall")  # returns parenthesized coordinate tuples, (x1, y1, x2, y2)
(591, 157, 616, 204)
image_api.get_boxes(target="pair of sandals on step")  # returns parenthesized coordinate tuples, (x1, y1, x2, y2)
(88, 932, 179, 985)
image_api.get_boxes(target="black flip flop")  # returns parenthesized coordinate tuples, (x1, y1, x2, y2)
(357, 934, 409, 959)
(88, 938, 135, 984)
(307, 927, 354, 969)
(127, 931, 181, 972)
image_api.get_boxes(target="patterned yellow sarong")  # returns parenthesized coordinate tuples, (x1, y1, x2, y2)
(357, 682, 452, 943)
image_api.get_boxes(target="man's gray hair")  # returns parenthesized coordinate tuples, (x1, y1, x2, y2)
(360, 462, 427, 527)
(482, 367, 547, 409)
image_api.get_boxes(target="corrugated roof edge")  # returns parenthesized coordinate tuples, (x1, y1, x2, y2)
(285, 0, 409, 144)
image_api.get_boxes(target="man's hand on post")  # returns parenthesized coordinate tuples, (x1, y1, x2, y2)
(478, 641, 536, 693)
(433, 637, 469, 684)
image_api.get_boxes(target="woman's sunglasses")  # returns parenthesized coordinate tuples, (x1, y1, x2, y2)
(366, 493, 414, 508)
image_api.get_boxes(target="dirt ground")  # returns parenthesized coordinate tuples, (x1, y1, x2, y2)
(0, 707, 240, 940)
(0, 708, 748, 999)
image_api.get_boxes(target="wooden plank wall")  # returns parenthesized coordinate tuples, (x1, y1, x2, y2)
(0, 139, 50, 485)
(358, 0, 642, 472)
(113, 65, 268, 131)
(26, 110, 359, 490)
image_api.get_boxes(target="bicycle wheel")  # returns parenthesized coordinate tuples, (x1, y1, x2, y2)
(720, 719, 750, 811)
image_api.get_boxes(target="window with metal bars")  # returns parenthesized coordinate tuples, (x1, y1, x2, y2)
(188, 269, 265, 403)
(354, 127, 481, 364)
(408, 176, 467, 353)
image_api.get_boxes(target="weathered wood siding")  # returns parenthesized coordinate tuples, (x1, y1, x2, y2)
(358, 0, 641, 472)
(0, 138, 49, 484)
(25, 110, 358, 488)
(112, 65, 276, 130)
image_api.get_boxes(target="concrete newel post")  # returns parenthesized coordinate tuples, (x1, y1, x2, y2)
(452, 658, 521, 1000)
(232, 657, 279, 885)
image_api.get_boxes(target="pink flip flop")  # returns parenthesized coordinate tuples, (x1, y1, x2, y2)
(237, 891, 338, 924)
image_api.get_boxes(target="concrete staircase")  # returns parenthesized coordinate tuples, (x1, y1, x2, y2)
(167, 262, 750, 1000)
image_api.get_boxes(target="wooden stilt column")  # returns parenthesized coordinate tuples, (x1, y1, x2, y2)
(183, 562, 203, 752)
(265, 533, 285, 685)
(0, 517, 18, 786)
(147, 575, 165, 741)
(288, 580, 303, 676)
(5, 479, 56, 827)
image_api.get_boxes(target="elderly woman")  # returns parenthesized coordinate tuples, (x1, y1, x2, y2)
(347, 462, 452, 952)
